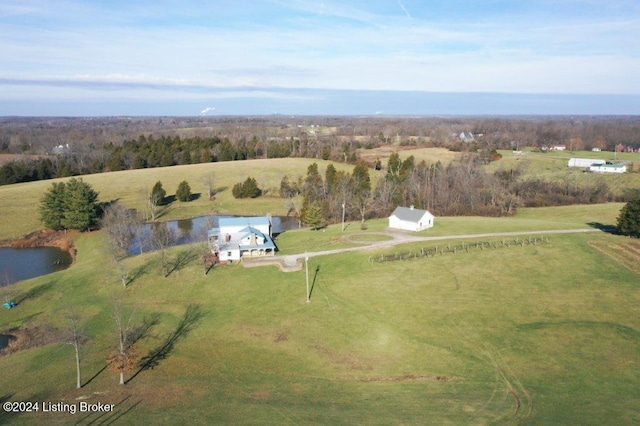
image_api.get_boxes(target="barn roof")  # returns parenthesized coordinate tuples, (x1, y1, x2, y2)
(390, 206, 433, 223)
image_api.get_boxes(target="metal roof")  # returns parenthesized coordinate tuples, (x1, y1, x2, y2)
(218, 217, 270, 227)
(390, 206, 433, 223)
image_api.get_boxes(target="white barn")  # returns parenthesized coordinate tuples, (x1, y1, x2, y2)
(568, 158, 605, 168)
(589, 163, 626, 174)
(388, 206, 434, 232)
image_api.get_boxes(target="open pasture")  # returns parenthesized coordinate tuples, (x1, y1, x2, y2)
(0, 202, 638, 424)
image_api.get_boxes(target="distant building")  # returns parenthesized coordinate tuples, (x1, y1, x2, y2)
(388, 206, 434, 232)
(589, 163, 626, 174)
(52, 143, 71, 154)
(459, 132, 475, 143)
(568, 158, 605, 168)
(208, 217, 276, 263)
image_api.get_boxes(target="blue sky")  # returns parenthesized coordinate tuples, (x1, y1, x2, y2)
(1, 0, 639, 115)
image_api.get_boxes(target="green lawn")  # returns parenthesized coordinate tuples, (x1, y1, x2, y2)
(1, 200, 639, 424)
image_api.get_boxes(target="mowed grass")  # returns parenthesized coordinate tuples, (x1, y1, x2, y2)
(0, 158, 355, 240)
(0, 203, 639, 424)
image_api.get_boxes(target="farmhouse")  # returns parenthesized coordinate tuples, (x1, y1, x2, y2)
(208, 216, 276, 263)
(388, 206, 434, 232)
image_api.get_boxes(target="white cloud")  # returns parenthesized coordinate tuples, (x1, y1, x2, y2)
(0, 0, 639, 104)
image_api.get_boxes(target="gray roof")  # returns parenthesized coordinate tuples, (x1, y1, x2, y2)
(390, 206, 433, 223)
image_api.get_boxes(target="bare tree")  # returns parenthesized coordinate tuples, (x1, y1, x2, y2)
(62, 311, 86, 389)
(103, 203, 138, 258)
(107, 300, 139, 385)
(103, 203, 139, 287)
(150, 222, 176, 277)
(284, 196, 304, 228)
(202, 172, 216, 200)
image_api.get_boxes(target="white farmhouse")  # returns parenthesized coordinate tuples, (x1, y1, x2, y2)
(208, 217, 276, 263)
(388, 206, 434, 232)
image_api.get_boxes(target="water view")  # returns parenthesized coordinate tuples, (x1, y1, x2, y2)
(128, 214, 299, 255)
(0, 247, 72, 286)
(0, 216, 298, 285)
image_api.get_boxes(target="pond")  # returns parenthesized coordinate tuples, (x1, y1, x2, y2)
(0, 215, 298, 285)
(0, 334, 15, 350)
(0, 247, 73, 287)
(128, 215, 299, 255)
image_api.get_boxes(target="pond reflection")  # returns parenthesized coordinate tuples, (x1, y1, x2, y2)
(129, 215, 298, 255)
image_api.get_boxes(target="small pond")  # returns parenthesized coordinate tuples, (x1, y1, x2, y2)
(128, 215, 299, 255)
(0, 215, 298, 285)
(0, 334, 15, 350)
(0, 247, 73, 286)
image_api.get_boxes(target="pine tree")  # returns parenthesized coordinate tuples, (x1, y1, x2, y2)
(150, 181, 166, 206)
(302, 200, 325, 228)
(40, 178, 99, 231)
(176, 180, 192, 202)
(61, 178, 100, 231)
(242, 177, 261, 198)
(39, 181, 67, 230)
(617, 197, 640, 238)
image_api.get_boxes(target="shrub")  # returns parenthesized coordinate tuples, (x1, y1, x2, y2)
(176, 180, 192, 202)
(232, 177, 261, 199)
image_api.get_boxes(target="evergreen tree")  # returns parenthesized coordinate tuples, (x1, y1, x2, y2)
(176, 180, 192, 202)
(40, 181, 67, 230)
(241, 177, 261, 198)
(617, 197, 640, 238)
(232, 182, 243, 198)
(150, 181, 166, 206)
(231, 177, 261, 199)
(386, 152, 402, 181)
(352, 160, 371, 196)
(61, 178, 100, 231)
(325, 164, 337, 195)
(303, 163, 324, 205)
(40, 178, 99, 231)
(302, 200, 325, 228)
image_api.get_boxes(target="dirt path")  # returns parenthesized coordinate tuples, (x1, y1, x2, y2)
(244, 228, 600, 271)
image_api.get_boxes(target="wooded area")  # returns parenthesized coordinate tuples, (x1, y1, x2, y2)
(3, 116, 640, 219)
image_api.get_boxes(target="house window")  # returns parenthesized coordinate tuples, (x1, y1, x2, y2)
(227, 251, 232, 257)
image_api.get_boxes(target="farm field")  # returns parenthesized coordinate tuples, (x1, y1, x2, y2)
(0, 199, 639, 424)
(488, 149, 640, 196)
(0, 158, 357, 240)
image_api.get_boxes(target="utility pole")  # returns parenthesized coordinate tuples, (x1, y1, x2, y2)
(341, 202, 346, 232)
(305, 255, 310, 303)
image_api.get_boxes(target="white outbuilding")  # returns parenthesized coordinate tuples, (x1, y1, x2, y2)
(388, 206, 434, 232)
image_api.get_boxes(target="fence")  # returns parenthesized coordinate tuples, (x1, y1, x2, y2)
(369, 236, 549, 264)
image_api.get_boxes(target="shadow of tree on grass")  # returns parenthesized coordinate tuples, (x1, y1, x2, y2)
(127, 304, 204, 383)
(165, 249, 199, 277)
(588, 222, 618, 235)
(14, 282, 53, 305)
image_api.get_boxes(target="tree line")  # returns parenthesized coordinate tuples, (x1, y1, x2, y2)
(283, 153, 638, 228)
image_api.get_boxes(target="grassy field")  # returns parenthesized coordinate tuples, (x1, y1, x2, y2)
(0, 156, 638, 424)
(1, 148, 635, 240)
(0, 158, 357, 240)
(487, 150, 640, 196)
(0, 198, 638, 424)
